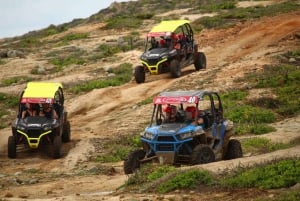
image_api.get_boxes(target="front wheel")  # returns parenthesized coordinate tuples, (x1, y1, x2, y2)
(62, 121, 71, 142)
(190, 144, 215, 165)
(123, 149, 146, 174)
(134, 65, 145, 84)
(53, 135, 62, 159)
(8, 136, 16, 158)
(194, 52, 206, 71)
(170, 59, 181, 78)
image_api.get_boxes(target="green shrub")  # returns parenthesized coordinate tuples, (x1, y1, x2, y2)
(147, 166, 176, 182)
(104, 16, 142, 29)
(95, 146, 130, 163)
(0, 92, 18, 128)
(200, 1, 236, 11)
(157, 169, 214, 193)
(18, 37, 41, 48)
(94, 134, 141, 163)
(137, 97, 153, 106)
(1, 76, 34, 86)
(69, 63, 132, 94)
(226, 105, 276, 124)
(241, 137, 291, 154)
(224, 159, 300, 189)
(245, 64, 300, 117)
(0, 93, 19, 108)
(51, 55, 86, 71)
(222, 90, 248, 101)
(61, 33, 88, 42)
(195, 1, 300, 30)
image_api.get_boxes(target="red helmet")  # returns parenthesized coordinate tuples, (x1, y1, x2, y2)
(185, 106, 197, 119)
(164, 105, 177, 121)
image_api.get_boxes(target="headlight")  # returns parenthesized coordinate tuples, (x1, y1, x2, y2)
(17, 124, 26, 131)
(42, 124, 52, 131)
(161, 53, 168, 59)
(142, 132, 155, 140)
(178, 132, 194, 140)
(140, 55, 146, 60)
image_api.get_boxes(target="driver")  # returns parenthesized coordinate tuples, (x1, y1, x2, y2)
(163, 104, 177, 122)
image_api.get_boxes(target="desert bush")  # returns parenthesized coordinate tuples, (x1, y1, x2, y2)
(157, 169, 214, 193)
(1, 76, 34, 86)
(61, 33, 88, 42)
(245, 64, 300, 117)
(94, 134, 141, 163)
(147, 166, 176, 182)
(241, 137, 291, 154)
(50, 54, 86, 72)
(104, 15, 142, 29)
(223, 159, 300, 189)
(69, 63, 132, 94)
(0, 92, 18, 128)
(194, 1, 300, 30)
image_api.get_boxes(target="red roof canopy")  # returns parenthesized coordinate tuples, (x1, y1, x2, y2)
(21, 98, 54, 104)
(153, 96, 199, 104)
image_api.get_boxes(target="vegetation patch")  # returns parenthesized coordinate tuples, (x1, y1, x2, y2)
(1, 76, 35, 87)
(69, 63, 133, 94)
(223, 159, 300, 189)
(222, 57, 299, 135)
(193, 1, 300, 31)
(221, 90, 277, 135)
(124, 167, 214, 193)
(244, 63, 300, 117)
(49, 49, 87, 72)
(241, 137, 292, 155)
(136, 97, 153, 106)
(104, 15, 143, 30)
(61, 33, 88, 42)
(94, 134, 141, 163)
(123, 159, 300, 194)
(0, 92, 18, 129)
(156, 169, 214, 193)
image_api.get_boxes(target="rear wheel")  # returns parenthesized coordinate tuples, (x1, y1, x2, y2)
(194, 52, 206, 70)
(62, 121, 71, 142)
(124, 149, 146, 174)
(223, 139, 243, 160)
(190, 144, 215, 165)
(170, 59, 181, 78)
(134, 65, 145, 83)
(53, 135, 62, 159)
(8, 136, 16, 158)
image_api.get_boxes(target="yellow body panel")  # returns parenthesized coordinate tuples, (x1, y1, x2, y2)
(17, 129, 52, 149)
(150, 20, 190, 33)
(22, 82, 62, 99)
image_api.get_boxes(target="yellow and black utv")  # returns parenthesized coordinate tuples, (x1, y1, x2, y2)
(8, 82, 71, 159)
(134, 20, 206, 83)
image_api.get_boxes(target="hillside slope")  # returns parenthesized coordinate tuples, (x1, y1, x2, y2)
(0, 2, 300, 201)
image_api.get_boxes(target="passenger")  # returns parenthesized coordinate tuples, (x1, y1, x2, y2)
(39, 103, 58, 119)
(22, 103, 37, 119)
(164, 104, 177, 122)
(185, 106, 204, 127)
(173, 34, 181, 49)
(150, 37, 158, 49)
(159, 39, 166, 48)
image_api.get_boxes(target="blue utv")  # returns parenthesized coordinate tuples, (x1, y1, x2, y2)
(124, 90, 242, 174)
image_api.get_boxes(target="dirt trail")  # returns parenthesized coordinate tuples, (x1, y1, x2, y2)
(0, 10, 300, 201)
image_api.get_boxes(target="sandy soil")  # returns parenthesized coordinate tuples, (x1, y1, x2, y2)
(0, 3, 300, 201)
